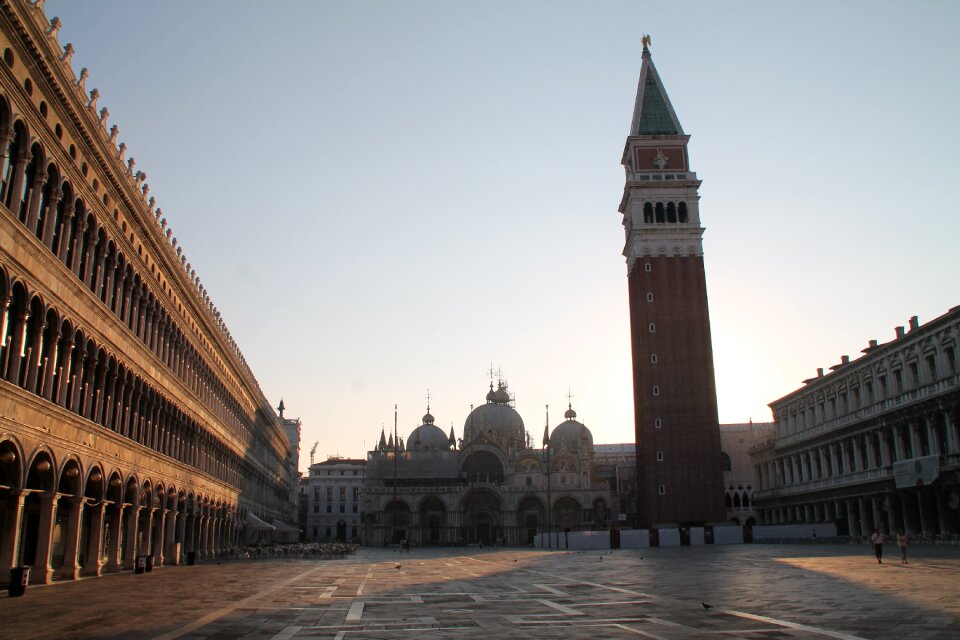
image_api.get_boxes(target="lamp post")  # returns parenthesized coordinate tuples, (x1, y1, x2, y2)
(543, 404, 551, 550)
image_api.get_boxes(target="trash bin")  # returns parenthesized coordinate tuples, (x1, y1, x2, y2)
(145, 555, 154, 572)
(135, 555, 146, 574)
(187, 551, 197, 566)
(8, 566, 29, 597)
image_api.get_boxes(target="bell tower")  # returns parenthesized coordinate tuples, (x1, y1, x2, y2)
(620, 38, 725, 528)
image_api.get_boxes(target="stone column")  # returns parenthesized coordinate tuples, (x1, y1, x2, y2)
(24, 168, 46, 234)
(162, 509, 177, 566)
(893, 426, 906, 461)
(843, 500, 860, 536)
(122, 505, 140, 569)
(175, 511, 187, 564)
(878, 430, 891, 466)
(870, 496, 882, 534)
(925, 416, 940, 456)
(915, 489, 928, 534)
(81, 502, 106, 577)
(33, 493, 59, 584)
(55, 497, 84, 580)
(141, 508, 154, 556)
(153, 509, 166, 565)
(0, 492, 26, 584)
(105, 505, 123, 573)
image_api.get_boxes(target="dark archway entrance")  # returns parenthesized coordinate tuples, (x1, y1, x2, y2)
(461, 489, 501, 545)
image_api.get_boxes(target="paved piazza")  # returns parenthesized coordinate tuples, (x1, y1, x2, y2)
(3, 545, 959, 639)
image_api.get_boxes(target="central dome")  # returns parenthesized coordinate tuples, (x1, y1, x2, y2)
(463, 383, 525, 445)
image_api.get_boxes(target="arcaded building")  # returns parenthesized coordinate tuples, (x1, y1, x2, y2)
(362, 381, 618, 546)
(0, 1, 294, 584)
(752, 309, 960, 536)
(619, 40, 725, 527)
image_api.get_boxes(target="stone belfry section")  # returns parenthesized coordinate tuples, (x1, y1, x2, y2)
(619, 39, 725, 527)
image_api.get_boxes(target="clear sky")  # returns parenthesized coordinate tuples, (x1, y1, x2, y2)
(47, 1, 960, 471)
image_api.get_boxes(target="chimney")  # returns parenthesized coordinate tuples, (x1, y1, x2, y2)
(841, 355, 850, 365)
(817, 367, 824, 377)
(908, 315, 919, 331)
(895, 326, 905, 339)
(869, 339, 878, 349)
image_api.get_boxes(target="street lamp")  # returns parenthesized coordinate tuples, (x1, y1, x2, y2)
(543, 404, 551, 550)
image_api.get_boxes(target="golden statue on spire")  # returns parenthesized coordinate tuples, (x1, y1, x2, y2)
(642, 34, 652, 49)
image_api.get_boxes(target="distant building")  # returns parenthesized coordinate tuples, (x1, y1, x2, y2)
(619, 40, 725, 527)
(304, 457, 366, 542)
(277, 400, 302, 521)
(720, 422, 775, 527)
(752, 309, 960, 536)
(361, 381, 619, 546)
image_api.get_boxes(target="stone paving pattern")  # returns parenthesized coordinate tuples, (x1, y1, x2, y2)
(2, 544, 959, 639)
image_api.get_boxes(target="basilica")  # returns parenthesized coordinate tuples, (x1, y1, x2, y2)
(361, 380, 621, 546)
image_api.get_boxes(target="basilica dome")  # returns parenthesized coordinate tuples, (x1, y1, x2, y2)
(463, 383, 525, 445)
(408, 409, 450, 450)
(549, 404, 593, 451)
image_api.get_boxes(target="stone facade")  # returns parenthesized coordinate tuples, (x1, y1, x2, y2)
(304, 457, 365, 542)
(720, 421, 774, 527)
(620, 41, 725, 527)
(0, 1, 293, 584)
(752, 309, 960, 536)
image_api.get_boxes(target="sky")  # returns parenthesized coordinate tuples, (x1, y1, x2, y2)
(46, 1, 960, 471)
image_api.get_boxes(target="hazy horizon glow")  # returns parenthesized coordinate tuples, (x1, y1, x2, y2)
(46, 1, 960, 469)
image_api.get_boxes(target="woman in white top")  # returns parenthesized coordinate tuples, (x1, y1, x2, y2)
(870, 528, 885, 564)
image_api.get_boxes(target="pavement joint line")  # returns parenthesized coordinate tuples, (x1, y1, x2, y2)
(147, 564, 328, 640)
(345, 601, 364, 621)
(537, 598, 584, 615)
(268, 624, 302, 640)
(716, 608, 871, 640)
(533, 583, 568, 595)
(611, 622, 671, 639)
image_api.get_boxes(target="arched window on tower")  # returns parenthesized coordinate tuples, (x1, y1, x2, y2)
(643, 202, 653, 223)
(654, 202, 665, 223)
(666, 202, 676, 223)
(721, 451, 732, 472)
(678, 202, 689, 223)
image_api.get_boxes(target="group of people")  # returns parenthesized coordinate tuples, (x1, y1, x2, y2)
(870, 529, 909, 564)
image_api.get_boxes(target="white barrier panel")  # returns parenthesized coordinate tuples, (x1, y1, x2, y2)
(620, 529, 650, 548)
(752, 524, 837, 540)
(713, 526, 744, 544)
(568, 531, 610, 550)
(657, 528, 680, 546)
(689, 527, 705, 545)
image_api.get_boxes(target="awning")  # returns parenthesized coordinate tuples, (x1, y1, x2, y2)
(271, 519, 301, 533)
(245, 513, 276, 531)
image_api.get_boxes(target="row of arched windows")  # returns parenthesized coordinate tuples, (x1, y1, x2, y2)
(0, 94, 260, 448)
(642, 201, 689, 224)
(0, 265, 248, 486)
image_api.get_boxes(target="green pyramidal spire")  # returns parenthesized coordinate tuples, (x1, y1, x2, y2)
(630, 41, 684, 136)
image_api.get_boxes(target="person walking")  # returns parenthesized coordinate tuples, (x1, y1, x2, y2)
(871, 528, 885, 564)
(897, 529, 908, 564)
